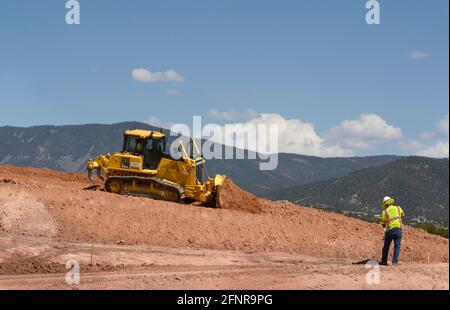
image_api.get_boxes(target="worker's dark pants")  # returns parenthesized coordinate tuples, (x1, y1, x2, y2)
(382, 228, 403, 264)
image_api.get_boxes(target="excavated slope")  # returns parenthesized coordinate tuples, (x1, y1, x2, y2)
(0, 166, 448, 263)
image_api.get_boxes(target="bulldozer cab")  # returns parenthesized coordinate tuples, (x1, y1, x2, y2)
(122, 130, 166, 170)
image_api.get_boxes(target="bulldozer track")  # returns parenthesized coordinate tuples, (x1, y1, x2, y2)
(105, 175, 186, 202)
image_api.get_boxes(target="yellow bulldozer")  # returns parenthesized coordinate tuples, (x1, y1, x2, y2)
(86, 129, 225, 207)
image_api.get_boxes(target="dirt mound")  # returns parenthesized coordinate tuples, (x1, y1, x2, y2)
(0, 257, 126, 275)
(0, 165, 448, 263)
(0, 257, 67, 275)
(218, 178, 263, 214)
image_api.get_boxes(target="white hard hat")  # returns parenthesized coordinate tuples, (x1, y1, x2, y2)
(382, 196, 395, 208)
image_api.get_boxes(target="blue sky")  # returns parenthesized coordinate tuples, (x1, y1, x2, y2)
(0, 0, 448, 157)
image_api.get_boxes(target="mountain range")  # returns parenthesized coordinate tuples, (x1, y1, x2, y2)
(268, 156, 449, 225)
(1, 122, 448, 225)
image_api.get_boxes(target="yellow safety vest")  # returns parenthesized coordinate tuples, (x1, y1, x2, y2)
(381, 205, 404, 231)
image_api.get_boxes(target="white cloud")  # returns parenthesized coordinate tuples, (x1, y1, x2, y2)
(167, 89, 179, 96)
(420, 113, 449, 140)
(206, 108, 258, 122)
(419, 131, 435, 141)
(417, 141, 449, 158)
(151, 111, 445, 158)
(208, 113, 349, 157)
(132, 68, 185, 82)
(408, 51, 430, 60)
(145, 116, 163, 127)
(415, 113, 449, 158)
(145, 117, 177, 134)
(325, 114, 404, 149)
(399, 139, 449, 158)
(437, 113, 449, 136)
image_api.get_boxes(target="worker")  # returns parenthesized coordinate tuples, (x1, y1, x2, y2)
(380, 196, 405, 266)
(136, 141, 143, 154)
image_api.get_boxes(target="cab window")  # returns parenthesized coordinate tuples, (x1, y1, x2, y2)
(123, 136, 144, 154)
(145, 138, 165, 154)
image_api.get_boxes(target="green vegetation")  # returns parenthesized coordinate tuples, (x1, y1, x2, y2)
(416, 223, 449, 238)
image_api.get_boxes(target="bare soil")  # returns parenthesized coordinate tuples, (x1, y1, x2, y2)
(0, 165, 448, 290)
(218, 177, 263, 214)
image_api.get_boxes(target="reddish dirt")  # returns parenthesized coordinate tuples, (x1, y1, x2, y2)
(0, 257, 67, 275)
(0, 256, 131, 275)
(0, 234, 448, 290)
(218, 178, 263, 214)
(0, 165, 449, 289)
(0, 165, 448, 263)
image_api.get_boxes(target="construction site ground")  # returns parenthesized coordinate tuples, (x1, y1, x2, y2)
(0, 166, 448, 290)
